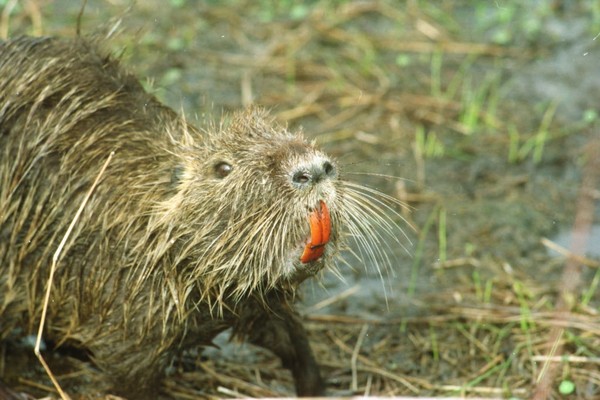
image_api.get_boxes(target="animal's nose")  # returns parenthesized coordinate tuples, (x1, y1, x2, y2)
(292, 159, 336, 187)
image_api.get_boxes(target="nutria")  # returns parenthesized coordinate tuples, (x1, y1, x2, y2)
(0, 35, 403, 398)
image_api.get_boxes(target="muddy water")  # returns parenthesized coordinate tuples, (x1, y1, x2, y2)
(501, 10, 600, 261)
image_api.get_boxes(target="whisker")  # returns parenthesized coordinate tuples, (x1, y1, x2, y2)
(343, 210, 392, 305)
(343, 185, 412, 249)
(343, 202, 392, 267)
(342, 170, 417, 184)
(333, 177, 416, 305)
(342, 180, 414, 213)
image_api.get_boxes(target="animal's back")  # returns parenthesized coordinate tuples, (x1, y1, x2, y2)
(0, 36, 197, 389)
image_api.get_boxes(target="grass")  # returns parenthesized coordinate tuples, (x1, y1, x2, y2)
(2, 0, 599, 399)
(507, 101, 558, 164)
(582, 268, 600, 307)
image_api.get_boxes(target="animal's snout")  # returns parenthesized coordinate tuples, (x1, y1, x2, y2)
(292, 158, 336, 187)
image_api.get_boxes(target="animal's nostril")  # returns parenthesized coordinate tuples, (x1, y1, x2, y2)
(292, 159, 335, 187)
(293, 171, 311, 184)
(323, 161, 334, 176)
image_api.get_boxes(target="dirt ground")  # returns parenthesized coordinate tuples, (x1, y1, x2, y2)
(1, 1, 599, 399)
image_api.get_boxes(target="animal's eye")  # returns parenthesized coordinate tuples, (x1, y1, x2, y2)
(214, 162, 232, 179)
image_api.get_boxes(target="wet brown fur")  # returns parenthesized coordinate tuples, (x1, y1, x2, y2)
(0, 36, 404, 398)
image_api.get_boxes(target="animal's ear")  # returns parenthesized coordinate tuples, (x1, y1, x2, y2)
(170, 165, 184, 187)
(229, 107, 280, 139)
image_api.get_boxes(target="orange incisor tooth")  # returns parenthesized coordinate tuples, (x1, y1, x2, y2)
(300, 200, 331, 264)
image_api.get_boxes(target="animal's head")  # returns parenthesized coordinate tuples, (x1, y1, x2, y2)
(158, 109, 342, 303)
